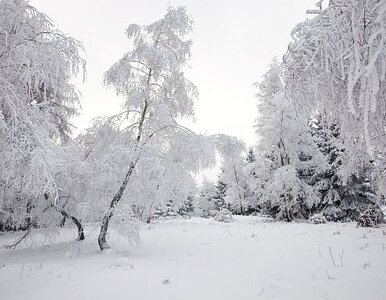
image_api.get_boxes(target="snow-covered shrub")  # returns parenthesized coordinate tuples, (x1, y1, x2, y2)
(321, 205, 346, 222)
(152, 199, 179, 219)
(357, 208, 384, 227)
(214, 209, 233, 223)
(309, 213, 327, 224)
(196, 204, 218, 219)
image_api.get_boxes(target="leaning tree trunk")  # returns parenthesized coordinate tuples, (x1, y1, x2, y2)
(71, 215, 85, 241)
(98, 161, 136, 250)
(98, 68, 151, 251)
(59, 210, 85, 241)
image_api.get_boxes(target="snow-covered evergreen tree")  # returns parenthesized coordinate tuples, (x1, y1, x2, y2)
(196, 178, 218, 218)
(178, 195, 195, 217)
(212, 179, 227, 211)
(246, 147, 256, 163)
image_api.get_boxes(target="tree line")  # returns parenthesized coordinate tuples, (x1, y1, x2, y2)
(199, 0, 386, 225)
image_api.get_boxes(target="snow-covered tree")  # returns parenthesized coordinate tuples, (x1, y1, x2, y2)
(280, 1, 386, 220)
(196, 178, 218, 218)
(252, 59, 325, 220)
(178, 195, 195, 217)
(97, 6, 215, 250)
(308, 116, 381, 221)
(74, 113, 210, 224)
(214, 134, 250, 214)
(243, 147, 260, 213)
(212, 179, 227, 211)
(0, 0, 85, 239)
(284, 0, 386, 179)
(246, 147, 256, 163)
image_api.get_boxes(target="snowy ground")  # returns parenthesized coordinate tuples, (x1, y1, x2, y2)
(0, 216, 385, 300)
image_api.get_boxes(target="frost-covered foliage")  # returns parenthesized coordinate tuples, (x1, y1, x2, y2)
(104, 6, 197, 122)
(152, 195, 195, 219)
(97, 6, 215, 250)
(307, 117, 381, 222)
(196, 179, 220, 218)
(255, 60, 325, 175)
(178, 195, 195, 216)
(280, 0, 386, 221)
(111, 203, 141, 245)
(75, 115, 211, 222)
(246, 2, 386, 223)
(213, 135, 251, 214)
(284, 0, 386, 179)
(249, 59, 324, 221)
(357, 207, 384, 227)
(0, 0, 85, 232)
(309, 213, 327, 225)
(213, 208, 233, 223)
(197, 139, 260, 217)
(265, 165, 317, 221)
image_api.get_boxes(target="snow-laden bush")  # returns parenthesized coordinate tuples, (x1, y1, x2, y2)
(214, 209, 233, 223)
(322, 205, 346, 222)
(309, 213, 327, 224)
(357, 208, 384, 227)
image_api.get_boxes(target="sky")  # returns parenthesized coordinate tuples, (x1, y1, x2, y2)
(31, 0, 315, 146)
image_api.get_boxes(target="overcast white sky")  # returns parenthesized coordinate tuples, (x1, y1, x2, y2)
(31, 0, 315, 146)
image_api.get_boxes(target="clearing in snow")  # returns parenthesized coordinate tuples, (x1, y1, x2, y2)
(0, 216, 385, 300)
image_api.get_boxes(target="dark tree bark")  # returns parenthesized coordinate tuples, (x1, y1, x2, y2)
(98, 161, 136, 250)
(59, 210, 85, 241)
(25, 199, 33, 228)
(59, 216, 66, 227)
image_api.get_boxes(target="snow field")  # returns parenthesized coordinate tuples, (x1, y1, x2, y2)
(0, 216, 385, 300)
